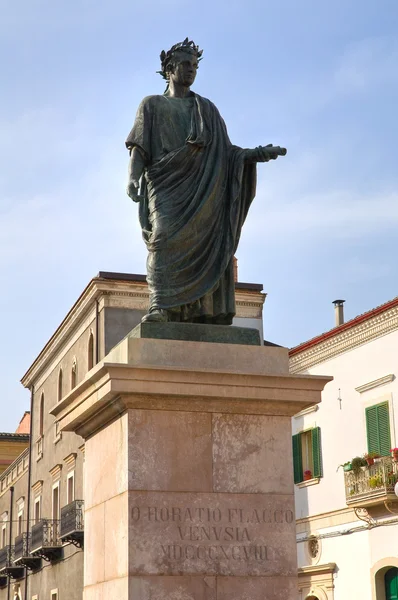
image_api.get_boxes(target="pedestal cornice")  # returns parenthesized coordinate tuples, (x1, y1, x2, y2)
(50, 338, 331, 439)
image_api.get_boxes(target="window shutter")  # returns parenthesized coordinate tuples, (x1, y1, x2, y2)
(377, 402, 391, 456)
(366, 402, 391, 456)
(366, 405, 379, 454)
(311, 427, 323, 478)
(292, 433, 303, 484)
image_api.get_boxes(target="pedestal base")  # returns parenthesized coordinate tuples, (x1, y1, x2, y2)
(52, 334, 331, 600)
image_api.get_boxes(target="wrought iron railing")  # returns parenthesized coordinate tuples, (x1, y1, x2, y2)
(60, 500, 84, 538)
(31, 520, 61, 553)
(14, 533, 32, 561)
(344, 457, 398, 503)
(0, 546, 14, 570)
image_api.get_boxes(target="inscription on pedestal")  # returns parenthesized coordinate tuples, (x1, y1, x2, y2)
(129, 492, 296, 576)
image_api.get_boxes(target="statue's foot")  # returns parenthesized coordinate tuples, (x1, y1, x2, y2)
(141, 309, 169, 323)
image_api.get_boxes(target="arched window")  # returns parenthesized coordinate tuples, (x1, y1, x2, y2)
(39, 393, 44, 437)
(88, 332, 94, 371)
(71, 358, 77, 389)
(57, 369, 63, 403)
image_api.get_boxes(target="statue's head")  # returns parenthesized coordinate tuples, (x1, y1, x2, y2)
(158, 38, 203, 87)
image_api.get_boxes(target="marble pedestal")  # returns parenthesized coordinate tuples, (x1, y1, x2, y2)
(52, 329, 330, 600)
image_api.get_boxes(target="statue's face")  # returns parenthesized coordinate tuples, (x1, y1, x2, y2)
(169, 51, 198, 87)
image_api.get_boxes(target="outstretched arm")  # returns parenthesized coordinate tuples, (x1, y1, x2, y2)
(127, 147, 146, 202)
(245, 144, 287, 163)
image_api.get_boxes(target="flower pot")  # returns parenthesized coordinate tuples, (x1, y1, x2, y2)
(343, 464, 352, 472)
(303, 472, 312, 481)
(365, 458, 374, 466)
(392, 451, 398, 462)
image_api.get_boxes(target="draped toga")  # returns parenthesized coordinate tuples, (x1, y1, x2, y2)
(125, 92, 257, 324)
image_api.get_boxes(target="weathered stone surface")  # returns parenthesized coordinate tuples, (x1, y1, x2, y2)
(84, 413, 128, 509)
(212, 414, 294, 494)
(129, 576, 216, 600)
(84, 503, 105, 585)
(128, 491, 296, 577)
(104, 493, 129, 581)
(129, 322, 261, 346)
(217, 576, 298, 599)
(128, 410, 212, 492)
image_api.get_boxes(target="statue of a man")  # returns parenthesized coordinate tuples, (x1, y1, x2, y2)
(126, 39, 286, 324)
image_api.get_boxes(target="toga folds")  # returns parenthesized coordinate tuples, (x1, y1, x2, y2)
(125, 92, 257, 324)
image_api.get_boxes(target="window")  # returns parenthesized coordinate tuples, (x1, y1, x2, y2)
(57, 369, 63, 403)
(88, 332, 94, 371)
(50, 589, 58, 600)
(292, 427, 322, 484)
(1, 524, 6, 548)
(17, 502, 24, 536)
(32, 596, 38, 600)
(52, 483, 60, 520)
(71, 358, 77, 389)
(34, 497, 41, 525)
(39, 393, 44, 437)
(366, 401, 391, 456)
(67, 472, 75, 504)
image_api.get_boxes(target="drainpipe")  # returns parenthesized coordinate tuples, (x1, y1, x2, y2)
(24, 385, 34, 600)
(7, 486, 14, 600)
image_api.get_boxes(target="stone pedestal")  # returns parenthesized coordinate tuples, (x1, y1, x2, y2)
(52, 327, 330, 600)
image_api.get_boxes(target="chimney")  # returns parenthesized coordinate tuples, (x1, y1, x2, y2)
(332, 299, 345, 327)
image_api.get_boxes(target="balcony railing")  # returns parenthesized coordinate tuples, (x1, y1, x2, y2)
(0, 546, 12, 571)
(14, 533, 41, 571)
(0, 546, 24, 579)
(344, 457, 398, 507)
(60, 500, 84, 547)
(14, 534, 25, 562)
(31, 520, 62, 561)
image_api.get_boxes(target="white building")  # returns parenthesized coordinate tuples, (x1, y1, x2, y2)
(290, 298, 398, 600)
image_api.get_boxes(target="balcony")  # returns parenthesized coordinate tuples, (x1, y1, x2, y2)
(14, 533, 41, 571)
(0, 546, 24, 580)
(344, 457, 398, 510)
(60, 500, 84, 548)
(30, 520, 62, 561)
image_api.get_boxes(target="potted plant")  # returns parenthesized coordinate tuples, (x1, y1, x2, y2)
(337, 461, 352, 472)
(304, 470, 312, 481)
(391, 448, 398, 462)
(351, 456, 367, 475)
(369, 474, 383, 488)
(364, 452, 380, 467)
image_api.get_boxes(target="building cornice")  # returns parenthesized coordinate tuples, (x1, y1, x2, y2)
(21, 276, 266, 388)
(290, 304, 398, 373)
(298, 563, 336, 576)
(355, 374, 395, 394)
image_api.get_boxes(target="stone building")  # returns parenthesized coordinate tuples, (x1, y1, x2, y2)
(290, 298, 398, 600)
(0, 271, 265, 600)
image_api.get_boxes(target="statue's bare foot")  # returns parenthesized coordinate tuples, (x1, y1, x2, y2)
(141, 309, 169, 323)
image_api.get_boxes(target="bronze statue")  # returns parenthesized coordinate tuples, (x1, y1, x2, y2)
(126, 39, 286, 324)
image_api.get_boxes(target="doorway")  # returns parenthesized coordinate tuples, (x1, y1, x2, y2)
(386, 567, 398, 600)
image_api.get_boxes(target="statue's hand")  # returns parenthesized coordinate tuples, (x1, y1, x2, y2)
(246, 144, 285, 163)
(126, 179, 144, 203)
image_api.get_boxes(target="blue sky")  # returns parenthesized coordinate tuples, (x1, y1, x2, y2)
(1, 0, 398, 431)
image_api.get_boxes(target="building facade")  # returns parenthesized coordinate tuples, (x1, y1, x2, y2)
(0, 271, 265, 600)
(290, 299, 398, 600)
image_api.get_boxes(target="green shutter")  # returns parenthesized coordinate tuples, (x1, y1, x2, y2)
(366, 405, 379, 454)
(366, 402, 391, 456)
(385, 567, 398, 600)
(378, 402, 391, 456)
(311, 427, 322, 478)
(292, 433, 303, 484)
